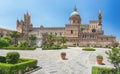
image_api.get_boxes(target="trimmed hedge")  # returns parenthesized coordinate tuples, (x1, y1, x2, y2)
(42, 44, 68, 50)
(6, 52, 20, 64)
(82, 48, 96, 51)
(92, 66, 113, 74)
(0, 58, 37, 74)
(3, 46, 37, 50)
(0, 56, 6, 63)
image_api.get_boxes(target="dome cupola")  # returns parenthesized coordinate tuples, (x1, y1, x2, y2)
(70, 7, 80, 17)
(69, 6, 81, 24)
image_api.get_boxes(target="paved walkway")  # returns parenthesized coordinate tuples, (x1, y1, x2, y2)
(0, 47, 113, 74)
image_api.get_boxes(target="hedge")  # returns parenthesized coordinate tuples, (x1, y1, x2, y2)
(3, 46, 37, 50)
(82, 48, 96, 51)
(6, 52, 20, 64)
(42, 44, 67, 50)
(0, 58, 37, 74)
(0, 56, 6, 63)
(92, 66, 112, 74)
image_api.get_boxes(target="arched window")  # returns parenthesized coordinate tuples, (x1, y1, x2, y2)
(92, 29, 96, 33)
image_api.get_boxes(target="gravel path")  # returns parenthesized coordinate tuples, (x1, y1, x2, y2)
(0, 47, 113, 74)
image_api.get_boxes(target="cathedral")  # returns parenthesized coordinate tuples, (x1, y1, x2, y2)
(16, 7, 116, 47)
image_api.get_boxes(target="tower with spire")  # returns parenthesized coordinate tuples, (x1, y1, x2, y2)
(16, 12, 33, 37)
(98, 10, 102, 26)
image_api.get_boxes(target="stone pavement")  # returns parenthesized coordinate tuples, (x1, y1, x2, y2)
(0, 47, 114, 74)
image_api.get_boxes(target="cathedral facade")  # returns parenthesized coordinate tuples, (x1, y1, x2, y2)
(16, 7, 116, 47)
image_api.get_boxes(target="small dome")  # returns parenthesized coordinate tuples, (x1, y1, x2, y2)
(70, 11, 79, 17)
(70, 6, 80, 17)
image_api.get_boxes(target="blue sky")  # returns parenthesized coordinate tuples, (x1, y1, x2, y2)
(0, 0, 120, 40)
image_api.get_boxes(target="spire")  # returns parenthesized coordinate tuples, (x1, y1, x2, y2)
(99, 9, 101, 14)
(98, 9, 102, 17)
(74, 6, 77, 11)
(26, 11, 29, 16)
(98, 9, 102, 26)
(17, 18, 19, 22)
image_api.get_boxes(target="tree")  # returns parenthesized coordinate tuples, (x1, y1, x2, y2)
(55, 37, 61, 45)
(18, 41, 29, 47)
(28, 34, 36, 45)
(1, 36, 12, 45)
(59, 36, 67, 46)
(105, 48, 120, 73)
(46, 34, 55, 45)
(0, 38, 10, 48)
(9, 31, 21, 44)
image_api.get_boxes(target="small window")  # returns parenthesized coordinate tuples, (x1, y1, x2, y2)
(71, 30, 73, 34)
(73, 20, 75, 23)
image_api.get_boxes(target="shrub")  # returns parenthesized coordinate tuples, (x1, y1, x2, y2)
(105, 48, 120, 71)
(1, 36, 12, 45)
(61, 52, 66, 55)
(18, 41, 29, 47)
(92, 66, 116, 74)
(42, 44, 62, 50)
(96, 55, 103, 59)
(51, 45, 62, 49)
(0, 38, 10, 48)
(6, 52, 20, 64)
(82, 48, 96, 51)
(0, 58, 37, 74)
(0, 56, 6, 63)
(13, 44, 18, 47)
(61, 45, 67, 49)
(42, 44, 51, 50)
(3, 46, 36, 50)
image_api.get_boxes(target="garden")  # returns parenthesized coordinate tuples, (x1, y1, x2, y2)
(42, 34, 67, 50)
(0, 52, 38, 74)
(0, 31, 37, 50)
(92, 48, 120, 74)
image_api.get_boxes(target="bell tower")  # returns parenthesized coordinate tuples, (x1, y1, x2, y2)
(98, 10, 102, 26)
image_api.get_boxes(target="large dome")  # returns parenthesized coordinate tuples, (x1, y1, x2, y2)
(70, 7, 80, 17)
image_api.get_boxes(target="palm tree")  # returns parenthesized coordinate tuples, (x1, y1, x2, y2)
(9, 31, 21, 44)
(59, 36, 67, 46)
(55, 37, 61, 45)
(28, 34, 36, 45)
(46, 34, 55, 45)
